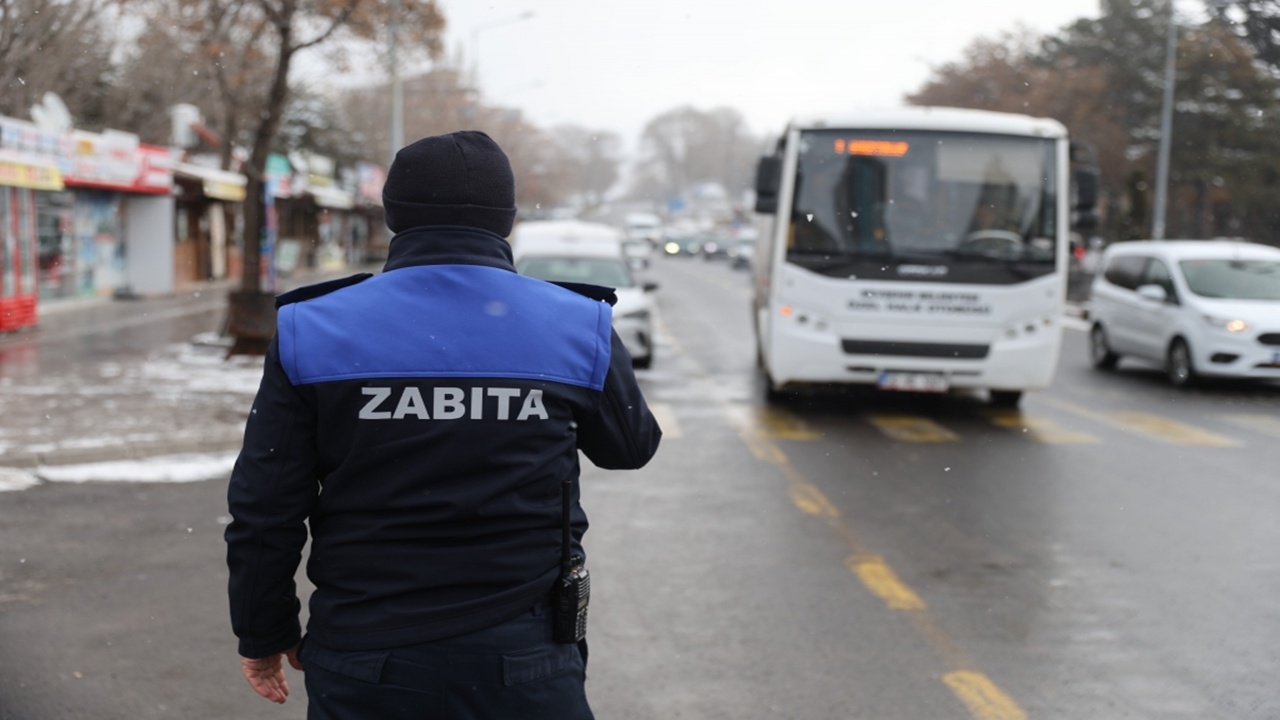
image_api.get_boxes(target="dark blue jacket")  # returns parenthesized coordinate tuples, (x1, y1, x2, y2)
(226, 226, 661, 657)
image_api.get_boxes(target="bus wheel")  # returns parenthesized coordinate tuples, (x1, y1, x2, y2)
(758, 366, 789, 404)
(989, 390, 1023, 408)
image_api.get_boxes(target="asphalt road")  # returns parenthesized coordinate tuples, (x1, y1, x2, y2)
(1, 256, 1278, 719)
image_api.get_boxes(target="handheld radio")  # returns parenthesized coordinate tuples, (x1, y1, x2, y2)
(551, 477, 590, 643)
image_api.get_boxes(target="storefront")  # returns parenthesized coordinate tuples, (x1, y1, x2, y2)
(353, 161, 388, 263)
(0, 159, 61, 332)
(308, 186, 355, 272)
(173, 161, 246, 288)
(273, 152, 355, 276)
(52, 130, 177, 299)
(35, 189, 75, 300)
(1, 115, 68, 331)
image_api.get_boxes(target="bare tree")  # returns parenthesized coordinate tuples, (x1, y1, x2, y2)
(909, 6, 1280, 242)
(632, 105, 759, 205)
(1209, 0, 1280, 72)
(478, 108, 572, 214)
(124, 0, 446, 352)
(0, 0, 115, 124)
(338, 63, 477, 167)
(549, 125, 622, 211)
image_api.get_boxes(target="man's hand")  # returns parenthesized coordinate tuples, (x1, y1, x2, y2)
(240, 647, 303, 704)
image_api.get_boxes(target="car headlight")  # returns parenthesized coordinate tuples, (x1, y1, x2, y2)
(620, 309, 651, 320)
(1201, 315, 1250, 333)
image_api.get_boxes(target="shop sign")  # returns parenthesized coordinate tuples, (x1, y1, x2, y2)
(175, 161, 248, 202)
(204, 179, 247, 202)
(0, 158, 64, 191)
(66, 129, 142, 188)
(266, 153, 293, 198)
(0, 115, 74, 174)
(52, 122, 174, 194)
(131, 145, 174, 194)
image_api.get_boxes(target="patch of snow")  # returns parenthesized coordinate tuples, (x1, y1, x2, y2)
(35, 452, 238, 485)
(0, 467, 40, 492)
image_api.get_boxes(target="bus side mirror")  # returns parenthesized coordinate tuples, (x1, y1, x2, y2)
(754, 156, 781, 215)
(1072, 165, 1099, 230)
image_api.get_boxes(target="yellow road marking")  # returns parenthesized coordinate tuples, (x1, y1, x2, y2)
(751, 406, 824, 441)
(869, 414, 960, 442)
(985, 409, 1101, 444)
(1040, 398, 1242, 447)
(1107, 411, 1240, 446)
(944, 671, 1028, 720)
(1217, 413, 1280, 439)
(789, 481, 840, 519)
(647, 403, 682, 439)
(658, 318, 1024, 720)
(732, 418, 1025, 719)
(847, 555, 926, 610)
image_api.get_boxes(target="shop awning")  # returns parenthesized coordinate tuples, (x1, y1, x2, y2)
(307, 185, 354, 210)
(173, 162, 247, 202)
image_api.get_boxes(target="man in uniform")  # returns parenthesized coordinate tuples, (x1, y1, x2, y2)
(225, 130, 661, 718)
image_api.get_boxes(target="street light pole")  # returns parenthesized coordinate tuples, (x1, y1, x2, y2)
(469, 10, 536, 92)
(389, 0, 404, 162)
(1152, 1, 1178, 240)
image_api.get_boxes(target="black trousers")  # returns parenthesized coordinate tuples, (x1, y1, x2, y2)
(300, 603, 594, 720)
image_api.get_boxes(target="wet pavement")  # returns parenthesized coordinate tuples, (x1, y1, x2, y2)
(0, 268, 373, 471)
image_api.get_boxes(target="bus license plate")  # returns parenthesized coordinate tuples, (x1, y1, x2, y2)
(877, 372, 949, 393)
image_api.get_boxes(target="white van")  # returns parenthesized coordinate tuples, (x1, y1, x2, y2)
(510, 220, 625, 263)
(1088, 240, 1280, 386)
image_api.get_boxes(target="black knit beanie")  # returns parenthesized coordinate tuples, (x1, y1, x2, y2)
(382, 131, 517, 237)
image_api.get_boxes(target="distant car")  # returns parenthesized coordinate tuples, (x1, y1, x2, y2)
(728, 238, 756, 269)
(1088, 239, 1280, 387)
(623, 212, 663, 248)
(661, 236, 702, 257)
(699, 235, 733, 261)
(515, 254, 659, 369)
(622, 238, 652, 269)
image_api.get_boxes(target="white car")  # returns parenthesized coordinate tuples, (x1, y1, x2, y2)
(515, 253, 658, 369)
(1088, 240, 1280, 386)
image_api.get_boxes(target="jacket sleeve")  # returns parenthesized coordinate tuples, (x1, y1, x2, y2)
(576, 329, 662, 469)
(225, 337, 320, 658)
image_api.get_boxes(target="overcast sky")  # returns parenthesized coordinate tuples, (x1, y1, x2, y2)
(433, 0, 1113, 146)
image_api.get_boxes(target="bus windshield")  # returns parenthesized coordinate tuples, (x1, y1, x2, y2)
(788, 129, 1058, 283)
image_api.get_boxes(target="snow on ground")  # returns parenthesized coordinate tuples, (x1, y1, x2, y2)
(0, 340, 261, 472)
(0, 468, 39, 492)
(0, 452, 239, 491)
(35, 452, 239, 485)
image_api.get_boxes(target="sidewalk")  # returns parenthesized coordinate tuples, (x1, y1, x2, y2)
(0, 266, 377, 472)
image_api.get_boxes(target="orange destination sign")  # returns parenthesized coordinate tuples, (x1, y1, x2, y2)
(833, 139, 909, 157)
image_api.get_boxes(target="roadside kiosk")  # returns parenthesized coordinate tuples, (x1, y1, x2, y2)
(0, 159, 59, 332)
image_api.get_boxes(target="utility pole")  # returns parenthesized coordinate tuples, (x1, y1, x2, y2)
(389, 0, 404, 162)
(1152, 1, 1178, 240)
